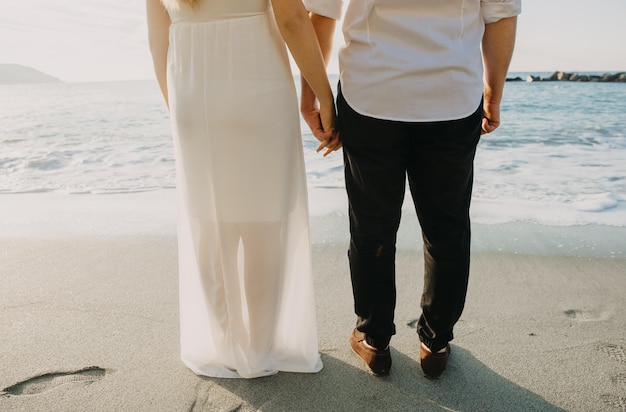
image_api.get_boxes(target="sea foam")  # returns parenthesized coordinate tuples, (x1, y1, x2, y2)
(1, 76, 626, 228)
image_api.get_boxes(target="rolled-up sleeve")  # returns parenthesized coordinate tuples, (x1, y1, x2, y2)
(481, 0, 522, 24)
(302, 0, 343, 20)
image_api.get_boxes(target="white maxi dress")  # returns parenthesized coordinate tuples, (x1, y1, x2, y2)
(165, 0, 322, 378)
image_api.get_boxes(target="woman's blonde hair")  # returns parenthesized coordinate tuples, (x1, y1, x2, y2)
(161, 0, 197, 10)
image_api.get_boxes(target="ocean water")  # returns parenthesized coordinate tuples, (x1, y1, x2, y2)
(1, 73, 625, 229)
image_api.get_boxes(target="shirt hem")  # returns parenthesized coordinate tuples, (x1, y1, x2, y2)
(340, 87, 483, 123)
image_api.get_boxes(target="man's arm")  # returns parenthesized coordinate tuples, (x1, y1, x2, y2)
(481, 16, 518, 134)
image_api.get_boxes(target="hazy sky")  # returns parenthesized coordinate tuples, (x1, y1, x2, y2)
(2, 0, 625, 82)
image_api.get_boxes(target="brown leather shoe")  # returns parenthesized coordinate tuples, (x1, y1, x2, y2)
(349, 329, 391, 376)
(420, 343, 450, 379)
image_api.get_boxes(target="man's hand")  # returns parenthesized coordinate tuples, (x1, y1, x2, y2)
(316, 131, 341, 157)
(481, 99, 500, 134)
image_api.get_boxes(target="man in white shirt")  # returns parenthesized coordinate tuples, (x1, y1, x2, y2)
(302, 0, 521, 378)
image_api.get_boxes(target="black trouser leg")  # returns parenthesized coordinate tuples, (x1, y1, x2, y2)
(338, 88, 407, 349)
(408, 105, 482, 352)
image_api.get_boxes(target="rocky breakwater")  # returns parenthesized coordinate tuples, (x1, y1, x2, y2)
(507, 71, 626, 83)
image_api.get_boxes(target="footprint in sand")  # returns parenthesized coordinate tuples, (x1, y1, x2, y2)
(0, 366, 108, 396)
(563, 309, 610, 321)
(601, 394, 626, 411)
(596, 343, 626, 364)
(612, 373, 626, 385)
(596, 344, 626, 411)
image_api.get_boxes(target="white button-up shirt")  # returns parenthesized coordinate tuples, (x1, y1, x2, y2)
(303, 0, 522, 122)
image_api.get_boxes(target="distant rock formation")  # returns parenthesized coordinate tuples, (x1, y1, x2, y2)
(507, 71, 626, 83)
(0, 64, 62, 84)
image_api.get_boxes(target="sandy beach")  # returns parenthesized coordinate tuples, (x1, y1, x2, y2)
(1, 191, 625, 411)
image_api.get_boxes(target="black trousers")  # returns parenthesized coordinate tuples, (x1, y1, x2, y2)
(337, 85, 482, 352)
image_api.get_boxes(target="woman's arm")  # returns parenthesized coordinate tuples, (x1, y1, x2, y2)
(271, 0, 336, 139)
(300, 14, 336, 144)
(146, 0, 171, 108)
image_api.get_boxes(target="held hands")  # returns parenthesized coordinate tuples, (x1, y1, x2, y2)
(301, 100, 341, 157)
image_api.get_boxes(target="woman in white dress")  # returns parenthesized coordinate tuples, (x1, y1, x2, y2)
(146, 0, 339, 378)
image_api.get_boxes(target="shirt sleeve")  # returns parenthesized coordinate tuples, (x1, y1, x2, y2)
(481, 0, 522, 24)
(302, 0, 343, 20)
